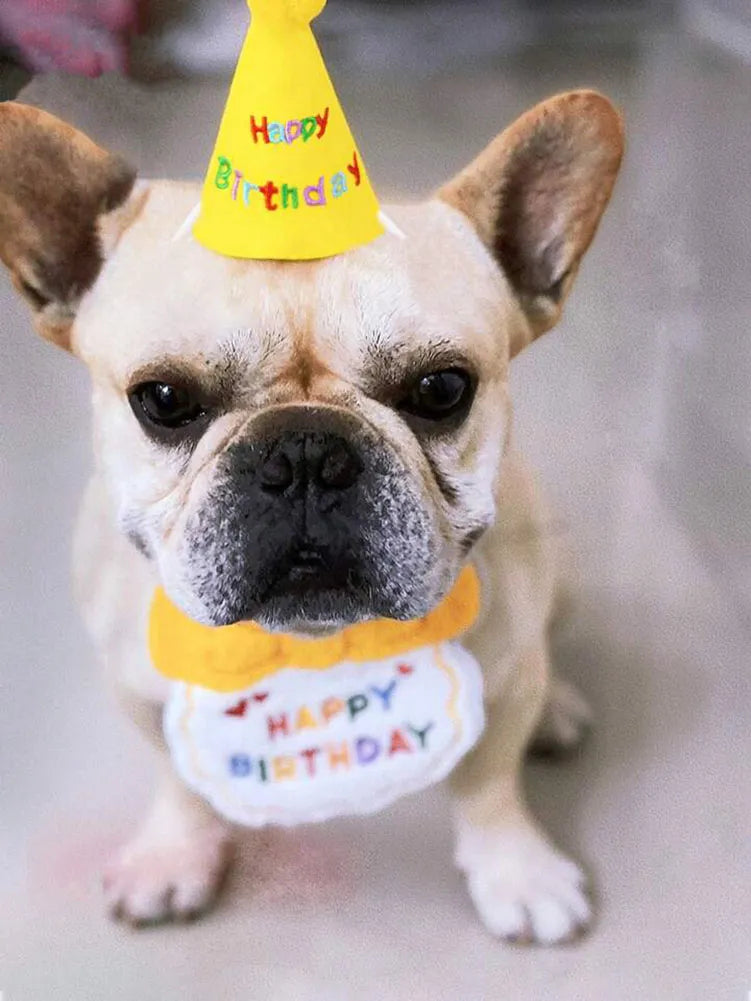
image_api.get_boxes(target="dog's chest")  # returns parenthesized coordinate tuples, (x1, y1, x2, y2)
(151, 567, 486, 826)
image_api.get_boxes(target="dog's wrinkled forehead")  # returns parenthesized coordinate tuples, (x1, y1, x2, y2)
(74, 183, 511, 395)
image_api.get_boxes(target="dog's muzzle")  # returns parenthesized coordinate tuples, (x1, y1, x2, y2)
(181, 406, 437, 629)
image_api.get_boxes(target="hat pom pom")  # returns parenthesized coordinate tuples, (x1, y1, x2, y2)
(249, 0, 327, 24)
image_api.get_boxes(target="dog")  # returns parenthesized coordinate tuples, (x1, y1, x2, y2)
(0, 90, 622, 944)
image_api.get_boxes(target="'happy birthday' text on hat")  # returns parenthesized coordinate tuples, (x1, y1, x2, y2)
(193, 0, 383, 260)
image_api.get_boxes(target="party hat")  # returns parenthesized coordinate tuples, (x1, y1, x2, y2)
(193, 0, 384, 261)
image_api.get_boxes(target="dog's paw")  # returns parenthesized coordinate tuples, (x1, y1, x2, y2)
(103, 822, 231, 926)
(529, 678, 592, 758)
(458, 824, 591, 945)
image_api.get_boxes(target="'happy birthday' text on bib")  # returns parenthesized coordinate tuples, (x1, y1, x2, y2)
(151, 567, 484, 827)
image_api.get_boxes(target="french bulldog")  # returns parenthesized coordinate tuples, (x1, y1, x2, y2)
(0, 90, 622, 943)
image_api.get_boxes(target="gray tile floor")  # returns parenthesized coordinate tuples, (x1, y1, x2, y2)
(1, 29, 749, 1001)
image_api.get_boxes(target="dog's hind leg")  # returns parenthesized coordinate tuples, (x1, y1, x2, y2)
(528, 676, 592, 758)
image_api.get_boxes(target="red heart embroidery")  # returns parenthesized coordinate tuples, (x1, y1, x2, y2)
(252, 692, 269, 703)
(225, 698, 249, 717)
(397, 663, 414, 676)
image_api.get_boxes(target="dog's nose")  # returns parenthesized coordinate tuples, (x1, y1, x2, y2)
(258, 431, 362, 493)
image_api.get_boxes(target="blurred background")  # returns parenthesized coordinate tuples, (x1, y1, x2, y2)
(0, 3, 749, 1001)
(0, 0, 749, 80)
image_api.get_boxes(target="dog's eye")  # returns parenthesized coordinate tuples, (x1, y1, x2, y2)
(129, 381, 206, 432)
(400, 369, 474, 422)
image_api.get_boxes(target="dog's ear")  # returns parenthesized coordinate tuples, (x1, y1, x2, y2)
(0, 102, 140, 350)
(439, 90, 623, 355)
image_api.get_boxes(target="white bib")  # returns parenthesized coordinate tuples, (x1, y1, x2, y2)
(164, 640, 484, 827)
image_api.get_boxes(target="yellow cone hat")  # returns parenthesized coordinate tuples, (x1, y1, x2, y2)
(193, 0, 384, 260)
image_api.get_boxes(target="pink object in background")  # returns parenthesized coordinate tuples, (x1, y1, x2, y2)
(0, 0, 144, 76)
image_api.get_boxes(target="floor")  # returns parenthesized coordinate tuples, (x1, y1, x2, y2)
(1, 28, 749, 1001)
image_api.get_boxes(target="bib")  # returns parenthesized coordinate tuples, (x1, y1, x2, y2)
(150, 567, 485, 827)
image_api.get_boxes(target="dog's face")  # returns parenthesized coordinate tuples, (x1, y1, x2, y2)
(75, 192, 515, 630)
(0, 95, 622, 631)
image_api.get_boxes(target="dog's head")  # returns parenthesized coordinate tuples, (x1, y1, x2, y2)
(0, 94, 622, 632)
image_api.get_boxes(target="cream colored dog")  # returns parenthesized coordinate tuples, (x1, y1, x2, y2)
(0, 91, 622, 944)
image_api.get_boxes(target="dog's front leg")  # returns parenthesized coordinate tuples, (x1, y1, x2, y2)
(450, 644, 591, 945)
(103, 694, 233, 926)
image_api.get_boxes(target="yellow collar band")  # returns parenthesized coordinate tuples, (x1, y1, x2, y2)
(150, 566, 480, 692)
